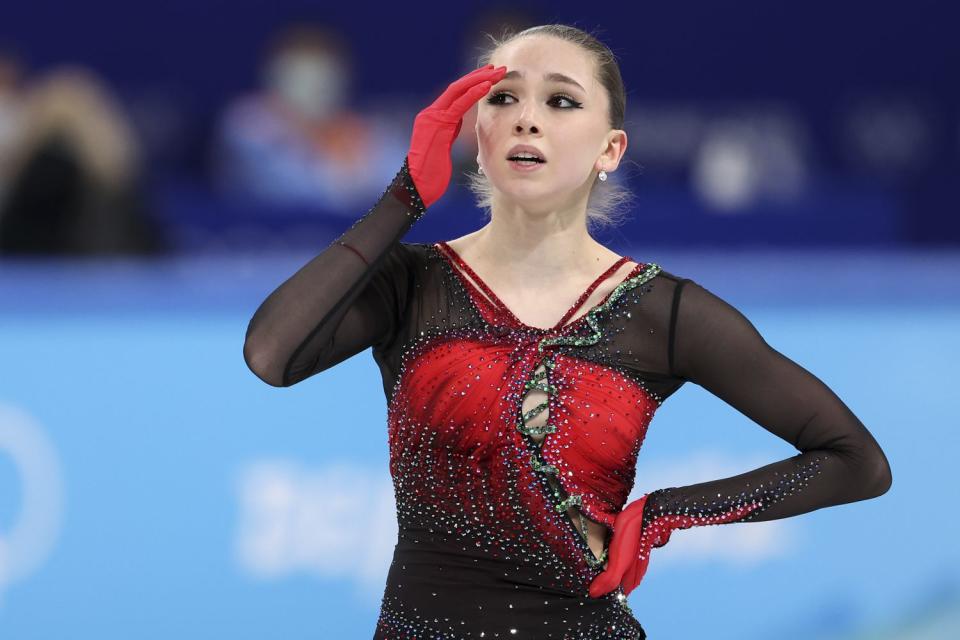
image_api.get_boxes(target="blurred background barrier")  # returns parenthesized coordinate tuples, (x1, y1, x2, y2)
(1, 1, 958, 638)
(1, 1, 957, 254)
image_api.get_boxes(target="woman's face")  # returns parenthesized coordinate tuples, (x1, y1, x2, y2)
(477, 35, 623, 211)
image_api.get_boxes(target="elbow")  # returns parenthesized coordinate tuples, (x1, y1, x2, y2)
(870, 456, 893, 498)
(861, 444, 893, 499)
(243, 337, 289, 388)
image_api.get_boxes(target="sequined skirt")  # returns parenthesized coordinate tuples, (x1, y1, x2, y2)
(373, 533, 646, 639)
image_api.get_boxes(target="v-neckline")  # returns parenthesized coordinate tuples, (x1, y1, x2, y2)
(435, 241, 643, 333)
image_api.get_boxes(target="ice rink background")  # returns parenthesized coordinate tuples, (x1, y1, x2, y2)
(1, 249, 957, 639)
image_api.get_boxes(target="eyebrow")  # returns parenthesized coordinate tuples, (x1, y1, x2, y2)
(501, 70, 586, 93)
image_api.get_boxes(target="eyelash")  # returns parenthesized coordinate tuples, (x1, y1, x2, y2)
(485, 91, 583, 109)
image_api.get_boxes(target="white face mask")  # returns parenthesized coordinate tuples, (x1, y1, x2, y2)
(267, 52, 346, 120)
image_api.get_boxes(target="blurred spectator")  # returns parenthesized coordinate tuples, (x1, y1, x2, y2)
(0, 49, 26, 209)
(0, 65, 163, 255)
(212, 23, 406, 211)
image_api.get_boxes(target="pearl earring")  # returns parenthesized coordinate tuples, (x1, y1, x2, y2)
(598, 169, 607, 182)
(478, 165, 484, 175)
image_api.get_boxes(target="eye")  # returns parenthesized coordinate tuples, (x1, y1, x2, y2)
(485, 91, 582, 109)
(485, 91, 514, 106)
(549, 94, 582, 109)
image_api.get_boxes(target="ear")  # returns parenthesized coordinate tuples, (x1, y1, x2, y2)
(596, 129, 628, 173)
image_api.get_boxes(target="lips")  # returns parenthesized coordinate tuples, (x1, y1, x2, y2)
(506, 144, 546, 163)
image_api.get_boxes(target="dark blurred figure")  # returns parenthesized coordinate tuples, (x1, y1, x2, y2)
(213, 23, 406, 210)
(0, 49, 26, 211)
(0, 65, 163, 255)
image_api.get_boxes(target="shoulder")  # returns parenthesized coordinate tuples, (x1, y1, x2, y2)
(661, 274, 766, 348)
(399, 241, 438, 262)
(648, 271, 737, 321)
(647, 265, 688, 286)
(628, 266, 727, 331)
(629, 264, 690, 304)
(643, 267, 728, 307)
(390, 241, 447, 275)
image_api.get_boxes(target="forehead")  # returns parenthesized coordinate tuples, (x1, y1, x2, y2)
(490, 35, 597, 91)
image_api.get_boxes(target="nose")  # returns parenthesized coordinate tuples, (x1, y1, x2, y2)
(514, 102, 540, 134)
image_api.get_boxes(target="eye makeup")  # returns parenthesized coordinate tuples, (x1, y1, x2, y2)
(486, 92, 583, 109)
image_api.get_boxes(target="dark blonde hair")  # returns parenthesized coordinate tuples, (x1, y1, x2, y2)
(465, 24, 634, 233)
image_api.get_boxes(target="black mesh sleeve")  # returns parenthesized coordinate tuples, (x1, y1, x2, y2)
(642, 278, 892, 538)
(243, 158, 426, 387)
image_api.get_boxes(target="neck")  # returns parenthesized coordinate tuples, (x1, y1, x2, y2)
(468, 192, 611, 281)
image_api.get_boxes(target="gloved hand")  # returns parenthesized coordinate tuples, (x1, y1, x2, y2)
(588, 494, 666, 598)
(406, 64, 506, 208)
(588, 492, 761, 598)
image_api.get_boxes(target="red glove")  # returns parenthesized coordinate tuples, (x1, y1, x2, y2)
(406, 64, 506, 208)
(589, 493, 762, 598)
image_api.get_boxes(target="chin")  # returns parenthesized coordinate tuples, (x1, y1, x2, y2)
(494, 186, 564, 213)
(493, 182, 546, 201)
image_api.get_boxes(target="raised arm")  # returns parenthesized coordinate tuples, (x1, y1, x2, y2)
(242, 161, 424, 387)
(242, 64, 507, 387)
(591, 278, 892, 597)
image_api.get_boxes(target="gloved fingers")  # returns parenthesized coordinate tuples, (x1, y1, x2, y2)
(433, 65, 505, 111)
(601, 530, 640, 589)
(619, 496, 649, 520)
(623, 567, 646, 596)
(622, 545, 651, 594)
(619, 522, 658, 592)
(589, 557, 630, 598)
(588, 505, 647, 597)
(447, 80, 495, 118)
(588, 570, 619, 598)
(607, 495, 649, 558)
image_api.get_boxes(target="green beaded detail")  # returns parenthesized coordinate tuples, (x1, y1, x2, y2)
(517, 356, 557, 438)
(530, 366, 549, 379)
(577, 511, 589, 539)
(506, 267, 660, 582)
(529, 454, 558, 475)
(519, 354, 604, 569)
(554, 493, 583, 513)
(538, 263, 662, 353)
(516, 421, 557, 437)
(522, 400, 550, 422)
(585, 546, 608, 568)
(523, 379, 557, 394)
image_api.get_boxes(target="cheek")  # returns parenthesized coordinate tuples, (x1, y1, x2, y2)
(474, 111, 499, 147)
(475, 108, 499, 133)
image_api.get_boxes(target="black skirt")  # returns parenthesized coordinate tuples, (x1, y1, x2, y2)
(372, 532, 646, 639)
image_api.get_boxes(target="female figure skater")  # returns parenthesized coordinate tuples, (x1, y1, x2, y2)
(243, 24, 891, 640)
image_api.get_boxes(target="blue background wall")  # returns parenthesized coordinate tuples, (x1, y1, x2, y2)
(2, 0, 958, 250)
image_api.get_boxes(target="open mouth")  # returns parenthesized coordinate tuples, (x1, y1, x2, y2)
(507, 154, 546, 167)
